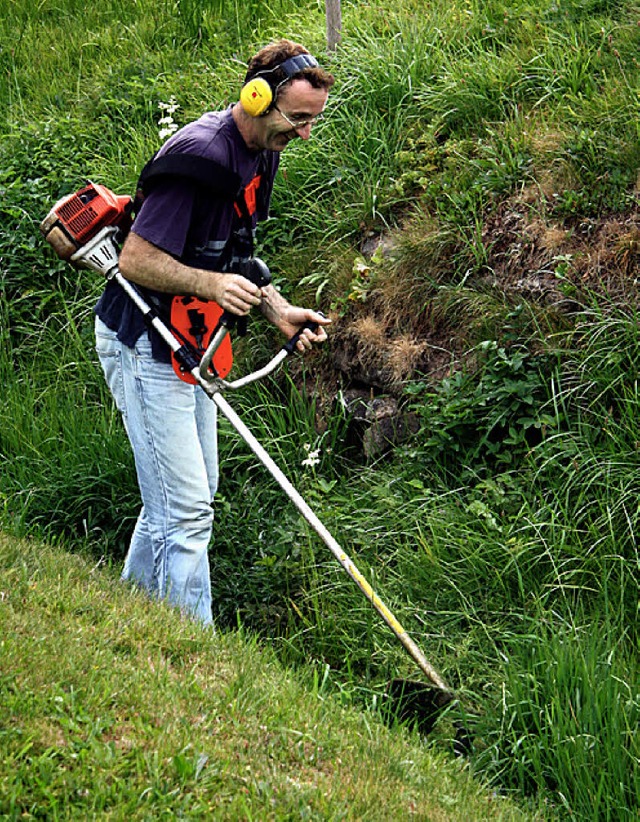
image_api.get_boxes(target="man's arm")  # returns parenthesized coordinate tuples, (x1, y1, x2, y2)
(119, 232, 330, 351)
(118, 231, 262, 316)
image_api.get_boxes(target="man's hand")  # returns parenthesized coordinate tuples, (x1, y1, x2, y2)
(213, 274, 263, 316)
(260, 284, 331, 352)
(280, 307, 331, 352)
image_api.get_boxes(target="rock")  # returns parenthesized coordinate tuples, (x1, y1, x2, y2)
(339, 390, 420, 460)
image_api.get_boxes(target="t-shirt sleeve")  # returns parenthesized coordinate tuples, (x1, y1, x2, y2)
(131, 178, 196, 258)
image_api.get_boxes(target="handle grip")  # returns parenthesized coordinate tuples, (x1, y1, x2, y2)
(238, 257, 272, 288)
(282, 318, 322, 355)
(219, 257, 272, 337)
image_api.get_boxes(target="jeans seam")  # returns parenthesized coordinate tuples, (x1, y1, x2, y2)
(132, 354, 172, 600)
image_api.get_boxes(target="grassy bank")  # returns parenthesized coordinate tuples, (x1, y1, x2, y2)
(0, 533, 530, 820)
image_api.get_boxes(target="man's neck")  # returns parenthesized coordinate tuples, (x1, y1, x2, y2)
(232, 102, 262, 151)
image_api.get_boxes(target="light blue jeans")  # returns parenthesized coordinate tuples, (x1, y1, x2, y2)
(95, 316, 217, 625)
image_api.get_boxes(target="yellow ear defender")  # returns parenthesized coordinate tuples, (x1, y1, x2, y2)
(240, 53, 319, 117)
(240, 76, 274, 117)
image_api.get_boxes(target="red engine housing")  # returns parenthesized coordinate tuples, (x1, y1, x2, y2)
(40, 182, 133, 259)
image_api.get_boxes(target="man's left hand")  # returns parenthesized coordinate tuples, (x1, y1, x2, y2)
(279, 307, 331, 352)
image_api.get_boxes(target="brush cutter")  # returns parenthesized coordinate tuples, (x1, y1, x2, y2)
(41, 183, 465, 741)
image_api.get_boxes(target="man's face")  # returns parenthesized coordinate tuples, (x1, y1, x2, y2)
(258, 78, 329, 152)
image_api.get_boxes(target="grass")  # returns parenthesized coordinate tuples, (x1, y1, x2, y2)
(485, 622, 639, 819)
(0, 532, 530, 820)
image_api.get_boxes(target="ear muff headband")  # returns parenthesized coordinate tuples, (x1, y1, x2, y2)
(240, 53, 319, 117)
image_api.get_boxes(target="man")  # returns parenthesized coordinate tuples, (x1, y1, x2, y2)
(94, 39, 334, 626)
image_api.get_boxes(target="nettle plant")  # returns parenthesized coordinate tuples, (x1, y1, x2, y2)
(407, 341, 558, 469)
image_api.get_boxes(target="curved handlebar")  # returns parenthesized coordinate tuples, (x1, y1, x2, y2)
(199, 314, 326, 392)
(197, 253, 324, 390)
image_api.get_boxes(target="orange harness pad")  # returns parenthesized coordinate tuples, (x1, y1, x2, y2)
(170, 295, 233, 381)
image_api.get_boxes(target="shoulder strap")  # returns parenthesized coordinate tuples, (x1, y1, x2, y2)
(132, 150, 270, 265)
(133, 152, 244, 213)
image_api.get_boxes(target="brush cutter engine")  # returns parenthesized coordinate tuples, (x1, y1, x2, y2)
(40, 182, 133, 262)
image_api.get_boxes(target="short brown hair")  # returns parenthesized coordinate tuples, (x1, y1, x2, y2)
(244, 39, 335, 92)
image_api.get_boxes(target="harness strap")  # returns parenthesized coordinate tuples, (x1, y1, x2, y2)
(130, 151, 268, 381)
(135, 152, 243, 205)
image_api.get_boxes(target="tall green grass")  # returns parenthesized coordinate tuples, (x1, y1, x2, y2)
(0, 288, 138, 550)
(484, 623, 638, 819)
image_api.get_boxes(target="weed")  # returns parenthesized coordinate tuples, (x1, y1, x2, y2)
(407, 340, 558, 470)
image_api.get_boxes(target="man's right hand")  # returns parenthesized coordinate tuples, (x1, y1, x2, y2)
(118, 231, 262, 316)
(210, 273, 263, 316)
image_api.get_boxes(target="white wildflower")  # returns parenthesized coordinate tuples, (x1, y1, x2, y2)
(158, 96, 179, 140)
(301, 443, 321, 468)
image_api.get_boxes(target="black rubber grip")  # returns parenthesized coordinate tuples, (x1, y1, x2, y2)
(238, 257, 271, 288)
(282, 319, 321, 355)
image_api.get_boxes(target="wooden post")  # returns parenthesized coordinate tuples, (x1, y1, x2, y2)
(325, 0, 341, 52)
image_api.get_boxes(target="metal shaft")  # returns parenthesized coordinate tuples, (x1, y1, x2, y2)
(212, 390, 451, 695)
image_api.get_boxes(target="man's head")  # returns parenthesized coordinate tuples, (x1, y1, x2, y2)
(235, 39, 335, 152)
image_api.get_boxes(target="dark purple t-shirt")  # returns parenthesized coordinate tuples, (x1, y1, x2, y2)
(95, 108, 279, 360)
